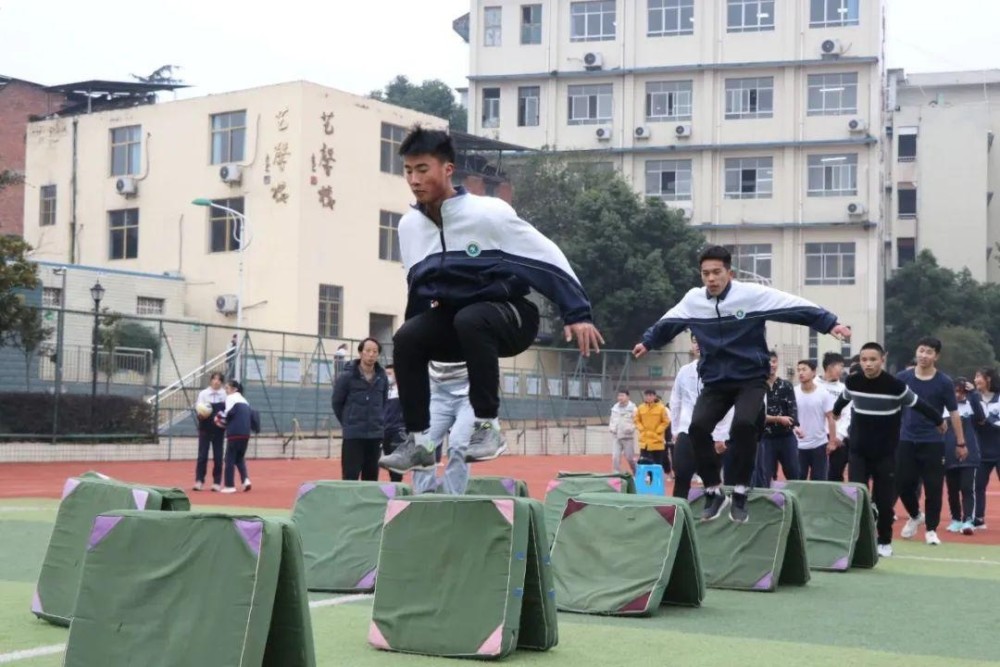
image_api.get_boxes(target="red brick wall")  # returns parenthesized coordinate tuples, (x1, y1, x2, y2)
(0, 81, 68, 237)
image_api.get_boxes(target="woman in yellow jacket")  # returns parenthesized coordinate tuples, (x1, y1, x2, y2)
(635, 389, 671, 473)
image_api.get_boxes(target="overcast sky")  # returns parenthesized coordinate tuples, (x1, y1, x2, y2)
(2, 0, 999, 99)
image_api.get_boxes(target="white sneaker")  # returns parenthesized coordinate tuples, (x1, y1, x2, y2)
(877, 543, 893, 558)
(210, 484, 221, 492)
(925, 530, 941, 546)
(901, 512, 924, 539)
(692, 474, 703, 485)
(243, 479, 252, 492)
(192, 481, 203, 491)
(220, 487, 237, 494)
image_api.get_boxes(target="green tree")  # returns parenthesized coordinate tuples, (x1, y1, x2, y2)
(0, 169, 24, 190)
(933, 325, 997, 380)
(10, 307, 53, 389)
(0, 236, 42, 347)
(369, 75, 467, 130)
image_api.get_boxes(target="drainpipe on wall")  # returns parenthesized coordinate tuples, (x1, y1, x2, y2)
(69, 117, 78, 264)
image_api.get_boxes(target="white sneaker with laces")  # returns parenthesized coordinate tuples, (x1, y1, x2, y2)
(243, 478, 252, 492)
(220, 487, 237, 494)
(877, 543, 893, 558)
(901, 512, 924, 539)
(192, 481, 203, 491)
(210, 484, 221, 492)
(925, 530, 941, 546)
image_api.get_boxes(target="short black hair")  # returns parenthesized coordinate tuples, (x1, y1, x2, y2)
(698, 245, 732, 269)
(617, 389, 630, 395)
(797, 359, 817, 371)
(822, 352, 845, 370)
(398, 125, 455, 164)
(644, 389, 657, 396)
(226, 380, 243, 393)
(769, 350, 778, 359)
(385, 363, 394, 370)
(916, 336, 942, 354)
(860, 341, 885, 355)
(358, 337, 382, 354)
(210, 372, 225, 383)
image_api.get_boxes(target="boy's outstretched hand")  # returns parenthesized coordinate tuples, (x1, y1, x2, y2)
(565, 322, 605, 357)
(830, 323, 852, 341)
(632, 343, 648, 358)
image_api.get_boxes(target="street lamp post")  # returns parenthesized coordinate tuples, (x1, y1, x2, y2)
(89, 280, 105, 424)
(192, 198, 251, 381)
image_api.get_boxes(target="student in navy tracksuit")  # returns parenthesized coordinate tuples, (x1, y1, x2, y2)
(634, 245, 851, 524)
(217, 380, 252, 494)
(973, 367, 1000, 529)
(379, 127, 604, 475)
(944, 378, 983, 535)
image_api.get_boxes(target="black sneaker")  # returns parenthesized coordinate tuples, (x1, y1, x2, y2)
(700, 491, 730, 522)
(378, 434, 436, 474)
(729, 492, 749, 524)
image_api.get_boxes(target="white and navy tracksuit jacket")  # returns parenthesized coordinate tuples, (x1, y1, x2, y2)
(642, 280, 838, 385)
(398, 188, 592, 324)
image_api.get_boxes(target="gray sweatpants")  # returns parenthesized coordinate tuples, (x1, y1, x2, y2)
(412, 377, 475, 495)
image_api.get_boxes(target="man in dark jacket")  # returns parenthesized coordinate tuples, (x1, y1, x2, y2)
(332, 338, 390, 481)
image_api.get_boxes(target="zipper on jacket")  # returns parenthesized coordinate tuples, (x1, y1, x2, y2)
(438, 225, 447, 268)
(714, 298, 726, 378)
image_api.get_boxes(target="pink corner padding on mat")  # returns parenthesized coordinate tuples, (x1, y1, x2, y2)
(546, 479, 561, 494)
(607, 478, 622, 491)
(368, 621, 390, 649)
(492, 499, 515, 525)
(477, 625, 505, 656)
(383, 499, 410, 525)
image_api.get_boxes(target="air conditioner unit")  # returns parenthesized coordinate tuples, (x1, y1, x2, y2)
(821, 38, 845, 56)
(595, 125, 613, 141)
(634, 126, 651, 140)
(583, 52, 604, 70)
(215, 294, 239, 315)
(115, 177, 137, 196)
(678, 206, 694, 220)
(219, 164, 242, 184)
(848, 117, 868, 133)
(847, 202, 867, 217)
(675, 123, 692, 138)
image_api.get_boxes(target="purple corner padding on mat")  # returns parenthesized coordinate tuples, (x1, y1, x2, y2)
(31, 590, 42, 614)
(380, 484, 397, 499)
(770, 492, 786, 508)
(297, 482, 317, 499)
(61, 478, 81, 499)
(357, 568, 377, 589)
(831, 556, 850, 571)
(234, 519, 263, 556)
(501, 478, 516, 495)
(88, 515, 124, 550)
(687, 488, 705, 503)
(131, 489, 150, 510)
(753, 571, 774, 590)
(771, 480, 787, 490)
(840, 485, 859, 501)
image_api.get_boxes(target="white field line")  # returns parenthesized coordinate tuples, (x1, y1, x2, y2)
(894, 555, 1000, 566)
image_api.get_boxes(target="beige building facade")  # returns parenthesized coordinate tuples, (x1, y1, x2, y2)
(463, 0, 887, 360)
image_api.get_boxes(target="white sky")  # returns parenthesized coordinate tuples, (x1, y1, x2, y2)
(2, 0, 1000, 99)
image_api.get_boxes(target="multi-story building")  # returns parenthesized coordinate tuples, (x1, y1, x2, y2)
(887, 68, 1000, 283)
(462, 0, 886, 360)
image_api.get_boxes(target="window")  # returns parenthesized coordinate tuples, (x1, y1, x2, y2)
(482, 88, 501, 128)
(484, 6, 502, 46)
(210, 111, 246, 165)
(208, 197, 244, 253)
(521, 4, 542, 44)
(898, 133, 917, 162)
(570, 1, 616, 42)
(108, 209, 139, 260)
(644, 159, 692, 201)
(898, 187, 917, 217)
(380, 123, 406, 175)
(809, 330, 818, 361)
(725, 77, 774, 119)
(805, 242, 856, 285)
(725, 157, 773, 199)
(518, 86, 540, 126)
(810, 0, 859, 27)
(807, 154, 858, 197)
(645, 81, 693, 121)
(807, 73, 858, 116)
(727, 0, 774, 33)
(39, 185, 56, 227)
(728, 244, 772, 280)
(567, 84, 613, 125)
(136, 297, 165, 316)
(42, 287, 62, 308)
(379, 210, 402, 262)
(648, 0, 694, 36)
(110, 125, 141, 176)
(318, 285, 343, 338)
(897, 237, 916, 267)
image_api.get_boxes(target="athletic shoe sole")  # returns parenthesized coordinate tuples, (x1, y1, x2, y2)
(465, 441, 509, 463)
(381, 461, 436, 475)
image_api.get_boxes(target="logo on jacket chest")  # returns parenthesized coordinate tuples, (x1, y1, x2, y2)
(734, 308, 746, 320)
(465, 242, 482, 257)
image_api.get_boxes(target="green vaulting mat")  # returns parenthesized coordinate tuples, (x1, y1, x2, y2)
(464, 476, 530, 497)
(687, 487, 810, 592)
(63, 511, 315, 667)
(369, 495, 557, 659)
(32, 475, 189, 626)
(772, 480, 878, 571)
(291, 480, 411, 592)
(550, 494, 704, 615)
(543, 472, 635, 544)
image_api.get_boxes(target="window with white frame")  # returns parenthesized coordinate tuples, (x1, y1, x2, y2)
(805, 242, 855, 285)
(210, 111, 246, 165)
(518, 86, 540, 126)
(110, 125, 141, 176)
(727, 244, 773, 280)
(807, 72, 858, 115)
(809, 330, 819, 360)
(727, 0, 774, 33)
(136, 297, 165, 316)
(725, 77, 773, 119)
(648, 0, 694, 36)
(567, 84, 613, 124)
(645, 80, 693, 121)
(482, 88, 501, 128)
(484, 6, 502, 46)
(644, 159, 692, 201)
(318, 284, 343, 338)
(810, 0, 859, 27)
(380, 123, 407, 175)
(379, 210, 402, 262)
(807, 154, 858, 197)
(898, 129, 917, 161)
(570, 1, 616, 42)
(521, 4, 542, 44)
(725, 157, 773, 199)
(39, 185, 56, 227)
(42, 287, 63, 308)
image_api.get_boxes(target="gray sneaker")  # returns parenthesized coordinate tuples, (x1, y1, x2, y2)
(378, 434, 435, 474)
(464, 421, 508, 462)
